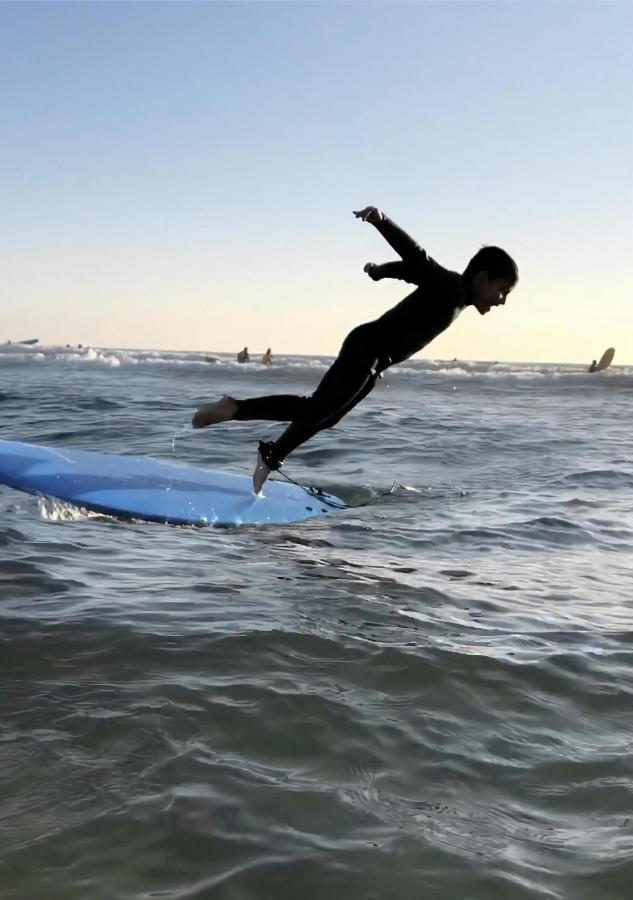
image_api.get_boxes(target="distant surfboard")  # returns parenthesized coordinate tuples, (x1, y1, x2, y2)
(589, 347, 615, 372)
(0, 440, 345, 527)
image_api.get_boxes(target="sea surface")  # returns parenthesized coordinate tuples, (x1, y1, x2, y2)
(1, 343, 632, 900)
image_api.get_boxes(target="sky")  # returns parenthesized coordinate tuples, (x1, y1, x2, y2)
(1, 1, 632, 363)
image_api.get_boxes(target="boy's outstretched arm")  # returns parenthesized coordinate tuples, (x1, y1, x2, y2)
(364, 261, 419, 285)
(353, 207, 428, 270)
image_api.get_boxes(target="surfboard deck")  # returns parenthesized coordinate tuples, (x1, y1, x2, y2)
(595, 347, 615, 372)
(0, 440, 345, 527)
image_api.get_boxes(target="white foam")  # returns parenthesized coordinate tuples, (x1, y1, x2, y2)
(37, 496, 105, 522)
(1, 343, 631, 386)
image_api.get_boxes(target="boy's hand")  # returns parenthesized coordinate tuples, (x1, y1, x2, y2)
(353, 206, 384, 224)
(363, 262, 380, 281)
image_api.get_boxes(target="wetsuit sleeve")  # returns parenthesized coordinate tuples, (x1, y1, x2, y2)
(368, 261, 420, 285)
(372, 216, 429, 274)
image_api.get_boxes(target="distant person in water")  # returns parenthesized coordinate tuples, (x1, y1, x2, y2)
(261, 348, 273, 365)
(193, 207, 518, 493)
(237, 347, 249, 363)
(588, 359, 598, 373)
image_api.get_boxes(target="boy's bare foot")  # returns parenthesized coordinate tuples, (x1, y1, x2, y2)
(192, 395, 238, 428)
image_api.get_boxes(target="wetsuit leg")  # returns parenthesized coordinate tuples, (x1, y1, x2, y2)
(234, 325, 382, 464)
(269, 364, 379, 463)
(234, 394, 308, 421)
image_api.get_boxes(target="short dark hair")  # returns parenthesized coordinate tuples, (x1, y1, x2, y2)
(463, 246, 518, 284)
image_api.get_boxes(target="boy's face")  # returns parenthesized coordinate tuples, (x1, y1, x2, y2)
(472, 273, 515, 315)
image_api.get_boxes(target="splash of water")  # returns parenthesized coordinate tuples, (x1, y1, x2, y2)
(38, 496, 105, 522)
(171, 422, 193, 455)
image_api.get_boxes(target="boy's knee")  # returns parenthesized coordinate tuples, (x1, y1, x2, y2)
(297, 396, 325, 423)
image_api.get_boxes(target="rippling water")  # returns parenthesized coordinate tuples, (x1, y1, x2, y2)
(1, 344, 632, 899)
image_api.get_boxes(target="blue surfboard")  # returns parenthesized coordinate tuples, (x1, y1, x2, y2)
(0, 440, 345, 527)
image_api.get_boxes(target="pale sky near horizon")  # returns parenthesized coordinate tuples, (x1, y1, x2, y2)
(2, 1, 632, 363)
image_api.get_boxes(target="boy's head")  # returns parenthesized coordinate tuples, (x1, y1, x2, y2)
(463, 246, 518, 315)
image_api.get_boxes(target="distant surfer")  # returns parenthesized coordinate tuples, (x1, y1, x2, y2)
(261, 348, 273, 365)
(193, 207, 518, 493)
(588, 359, 598, 373)
(237, 347, 250, 364)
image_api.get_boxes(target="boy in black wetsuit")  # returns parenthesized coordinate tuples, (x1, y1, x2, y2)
(193, 207, 518, 493)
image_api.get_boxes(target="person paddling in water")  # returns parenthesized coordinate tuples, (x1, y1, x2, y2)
(193, 207, 518, 493)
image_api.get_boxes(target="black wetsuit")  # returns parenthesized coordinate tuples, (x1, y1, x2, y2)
(235, 216, 470, 466)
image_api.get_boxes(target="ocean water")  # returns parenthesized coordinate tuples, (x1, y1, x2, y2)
(1, 343, 632, 900)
